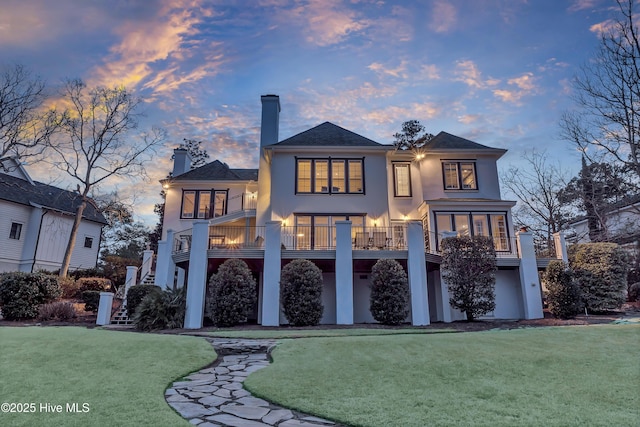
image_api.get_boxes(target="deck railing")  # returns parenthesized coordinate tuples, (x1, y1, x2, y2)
(226, 192, 257, 215)
(424, 230, 519, 258)
(208, 226, 265, 249)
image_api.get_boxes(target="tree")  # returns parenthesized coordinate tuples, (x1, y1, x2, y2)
(0, 64, 59, 165)
(560, 0, 640, 185)
(559, 157, 634, 241)
(280, 259, 324, 326)
(50, 79, 165, 277)
(440, 235, 497, 321)
(393, 119, 434, 151)
(206, 259, 257, 326)
(501, 150, 570, 244)
(369, 259, 410, 325)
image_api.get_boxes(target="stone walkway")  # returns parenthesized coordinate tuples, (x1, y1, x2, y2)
(166, 338, 342, 427)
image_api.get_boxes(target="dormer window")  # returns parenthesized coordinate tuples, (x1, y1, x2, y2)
(296, 158, 364, 194)
(443, 161, 477, 190)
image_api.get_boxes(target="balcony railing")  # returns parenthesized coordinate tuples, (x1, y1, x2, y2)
(281, 226, 408, 251)
(424, 230, 519, 258)
(534, 237, 557, 258)
(226, 192, 257, 215)
(208, 226, 265, 249)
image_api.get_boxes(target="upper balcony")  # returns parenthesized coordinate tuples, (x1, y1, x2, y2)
(209, 192, 257, 225)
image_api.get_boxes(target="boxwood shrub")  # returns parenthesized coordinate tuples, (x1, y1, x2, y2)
(280, 259, 324, 326)
(0, 272, 62, 320)
(543, 261, 582, 319)
(206, 259, 257, 327)
(81, 290, 101, 312)
(370, 259, 410, 325)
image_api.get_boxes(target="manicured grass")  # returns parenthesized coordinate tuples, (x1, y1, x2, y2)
(245, 325, 640, 427)
(0, 327, 215, 427)
(203, 327, 454, 339)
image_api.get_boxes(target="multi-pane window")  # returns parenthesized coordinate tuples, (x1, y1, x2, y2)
(393, 163, 411, 197)
(294, 214, 365, 249)
(443, 161, 477, 190)
(297, 158, 364, 194)
(84, 237, 93, 248)
(9, 222, 22, 240)
(434, 212, 510, 251)
(181, 190, 227, 219)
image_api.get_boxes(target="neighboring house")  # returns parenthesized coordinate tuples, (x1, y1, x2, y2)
(0, 157, 107, 273)
(156, 95, 545, 328)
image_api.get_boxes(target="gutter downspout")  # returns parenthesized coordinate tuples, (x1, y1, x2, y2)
(32, 208, 48, 273)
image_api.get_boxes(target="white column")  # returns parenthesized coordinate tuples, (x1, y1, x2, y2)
(516, 231, 544, 319)
(176, 267, 186, 289)
(407, 220, 430, 325)
(438, 231, 458, 323)
(335, 221, 353, 325)
(184, 221, 209, 329)
(124, 266, 138, 305)
(553, 231, 568, 262)
(96, 292, 114, 326)
(154, 229, 175, 289)
(261, 221, 282, 326)
(140, 249, 154, 279)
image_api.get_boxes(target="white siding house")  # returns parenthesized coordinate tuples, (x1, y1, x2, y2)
(0, 158, 106, 273)
(156, 95, 547, 328)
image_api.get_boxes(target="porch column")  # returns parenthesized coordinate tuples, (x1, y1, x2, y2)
(124, 266, 138, 306)
(176, 267, 186, 288)
(154, 229, 175, 289)
(438, 231, 458, 323)
(184, 221, 209, 329)
(407, 220, 430, 325)
(553, 231, 568, 262)
(96, 292, 114, 326)
(140, 248, 154, 279)
(516, 230, 544, 319)
(335, 221, 353, 324)
(261, 221, 282, 326)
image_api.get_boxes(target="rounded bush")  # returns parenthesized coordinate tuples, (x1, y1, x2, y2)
(133, 287, 185, 331)
(543, 261, 582, 319)
(628, 282, 640, 302)
(58, 276, 79, 299)
(77, 277, 112, 293)
(126, 285, 159, 317)
(280, 259, 324, 326)
(369, 259, 410, 325)
(81, 290, 101, 312)
(206, 259, 257, 327)
(0, 272, 61, 320)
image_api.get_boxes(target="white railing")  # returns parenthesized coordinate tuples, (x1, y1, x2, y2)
(208, 226, 265, 249)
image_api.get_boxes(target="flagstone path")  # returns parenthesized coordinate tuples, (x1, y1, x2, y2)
(166, 338, 343, 427)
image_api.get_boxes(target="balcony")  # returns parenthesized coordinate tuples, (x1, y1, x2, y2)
(208, 193, 257, 225)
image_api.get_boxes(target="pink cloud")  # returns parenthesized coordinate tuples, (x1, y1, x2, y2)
(429, 1, 457, 33)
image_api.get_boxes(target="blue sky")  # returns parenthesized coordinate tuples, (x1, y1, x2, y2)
(0, 0, 618, 225)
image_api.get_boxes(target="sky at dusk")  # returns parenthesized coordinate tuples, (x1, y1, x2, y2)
(0, 0, 620, 226)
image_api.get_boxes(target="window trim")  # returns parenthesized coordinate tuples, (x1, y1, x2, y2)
(295, 157, 365, 195)
(392, 162, 412, 197)
(9, 222, 22, 240)
(433, 211, 510, 252)
(180, 189, 228, 219)
(84, 236, 94, 248)
(442, 161, 478, 191)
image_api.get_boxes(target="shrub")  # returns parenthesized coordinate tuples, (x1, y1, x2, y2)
(628, 283, 640, 302)
(543, 261, 582, 319)
(369, 259, 410, 325)
(569, 243, 628, 312)
(133, 287, 185, 331)
(69, 267, 104, 280)
(440, 235, 497, 321)
(77, 277, 112, 293)
(81, 290, 101, 312)
(0, 272, 62, 320)
(206, 259, 257, 327)
(280, 259, 324, 326)
(126, 285, 158, 317)
(38, 301, 77, 321)
(58, 276, 80, 299)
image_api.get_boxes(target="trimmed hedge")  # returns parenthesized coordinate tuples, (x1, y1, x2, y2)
(369, 259, 409, 325)
(0, 272, 61, 320)
(126, 285, 159, 317)
(280, 259, 324, 326)
(543, 261, 582, 319)
(206, 259, 257, 327)
(569, 243, 628, 312)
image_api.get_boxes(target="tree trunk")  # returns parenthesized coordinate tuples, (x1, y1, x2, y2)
(59, 200, 87, 277)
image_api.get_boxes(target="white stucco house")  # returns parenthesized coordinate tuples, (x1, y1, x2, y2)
(155, 95, 549, 328)
(0, 158, 107, 273)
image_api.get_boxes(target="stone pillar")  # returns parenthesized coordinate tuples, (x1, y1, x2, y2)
(261, 221, 282, 326)
(96, 292, 114, 326)
(553, 231, 568, 262)
(516, 231, 544, 319)
(184, 221, 209, 329)
(124, 266, 138, 305)
(438, 231, 458, 323)
(407, 220, 430, 325)
(140, 249, 154, 279)
(335, 221, 353, 325)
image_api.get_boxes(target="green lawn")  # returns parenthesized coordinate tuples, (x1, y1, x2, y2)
(245, 324, 640, 427)
(0, 327, 215, 427)
(203, 327, 453, 339)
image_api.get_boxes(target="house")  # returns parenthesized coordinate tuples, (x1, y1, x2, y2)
(0, 157, 107, 273)
(155, 95, 546, 328)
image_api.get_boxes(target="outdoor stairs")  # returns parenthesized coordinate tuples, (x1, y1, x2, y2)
(109, 273, 156, 325)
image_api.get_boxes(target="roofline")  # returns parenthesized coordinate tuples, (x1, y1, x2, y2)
(265, 145, 393, 153)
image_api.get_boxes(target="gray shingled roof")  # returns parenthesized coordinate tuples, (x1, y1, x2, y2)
(273, 122, 384, 147)
(172, 160, 258, 181)
(421, 131, 502, 151)
(0, 173, 107, 224)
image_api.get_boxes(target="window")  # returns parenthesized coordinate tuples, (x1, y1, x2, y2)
(84, 237, 93, 248)
(181, 190, 227, 219)
(296, 158, 364, 194)
(442, 161, 477, 190)
(9, 222, 22, 240)
(294, 214, 366, 249)
(393, 163, 411, 197)
(434, 212, 510, 252)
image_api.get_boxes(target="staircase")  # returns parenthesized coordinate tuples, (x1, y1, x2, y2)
(109, 273, 156, 326)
